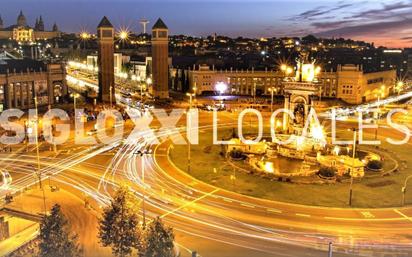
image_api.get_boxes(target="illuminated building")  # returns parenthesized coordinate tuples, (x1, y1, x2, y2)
(0, 11, 60, 42)
(0, 59, 67, 110)
(187, 64, 395, 104)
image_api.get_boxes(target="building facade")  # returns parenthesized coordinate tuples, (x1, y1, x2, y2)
(188, 64, 396, 104)
(0, 59, 67, 111)
(0, 11, 60, 42)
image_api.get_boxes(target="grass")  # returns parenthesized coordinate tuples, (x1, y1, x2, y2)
(169, 127, 412, 208)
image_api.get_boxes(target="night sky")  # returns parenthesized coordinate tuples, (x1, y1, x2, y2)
(1, 0, 412, 48)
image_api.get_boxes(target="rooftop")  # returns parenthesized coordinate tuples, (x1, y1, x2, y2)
(0, 59, 47, 74)
(97, 16, 113, 28)
(152, 18, 168, 30)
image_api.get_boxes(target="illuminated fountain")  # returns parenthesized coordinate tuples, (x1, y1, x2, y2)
(282, 52, 322, 135)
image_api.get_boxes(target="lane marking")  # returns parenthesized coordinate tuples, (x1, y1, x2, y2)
(267, 208, 282, 214)
(223, 198, 233, 203)
(161, 189, 220, 218)
(361, 211, 375, 219)
(296, 213, 311, 218)
(240, 203, 255, 208)
(394, 209, 412, 223)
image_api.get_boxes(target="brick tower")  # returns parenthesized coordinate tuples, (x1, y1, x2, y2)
(97, 16, 115, 103)
(151, 18, 169, 99)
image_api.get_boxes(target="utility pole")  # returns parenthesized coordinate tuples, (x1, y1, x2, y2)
(186, 93, 195, 173)
(134, 149, 152, 226)
(402, 175, 412, 206)
(349, 128, 357, 206)
(110, 85, 113, 109)
(34, 97, 47, 215)
(253, 83, 256, 105)
(328, 242, 333, 257)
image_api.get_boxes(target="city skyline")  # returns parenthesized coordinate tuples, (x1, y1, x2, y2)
(2, 0, 412, 48)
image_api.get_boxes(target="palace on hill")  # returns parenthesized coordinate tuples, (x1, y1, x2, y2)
(0, 11, 60, 42)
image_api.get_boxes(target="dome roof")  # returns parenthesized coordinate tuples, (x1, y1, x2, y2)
(17, 10, 27, 27)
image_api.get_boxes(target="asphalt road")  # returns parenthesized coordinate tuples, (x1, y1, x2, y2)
(1, 110, 412, 257)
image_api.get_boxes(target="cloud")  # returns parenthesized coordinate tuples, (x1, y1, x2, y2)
(291, 3, 354, 20)
(315, 17, 412, 38)
(290, 0, 412, 46)
(349, 1, 412, 19)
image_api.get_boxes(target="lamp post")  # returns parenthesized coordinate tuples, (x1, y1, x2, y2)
(186, 93, 195, 173)
(192, 84, 197, 106)
(34, 97, 47, 215)
(402, 175, 412, 206)
(70, 93, 79, 112)
(109, 85, 113, 109)
(374, 90, 385, 141)
(134, 149, 152, 226)
(268, 87, 277, 113)
(253, 83, 256, 105)
(349, 128, 357, 207)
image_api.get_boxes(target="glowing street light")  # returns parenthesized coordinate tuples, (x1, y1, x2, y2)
(286, 67, 293, 76)
(118, 29, 130, 41)
(264, 162, 274, 173)
(80, 32, 90, 40)
(311, 125, 325, 142)
(70, 93, 80, 111)
(333, 146, 340, 156)
(396, 81, 404, 94)
(215, 82, 227, 95)
(80, 31, 90, 49)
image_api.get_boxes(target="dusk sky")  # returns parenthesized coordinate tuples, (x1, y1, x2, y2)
(2, 0, 412, 48)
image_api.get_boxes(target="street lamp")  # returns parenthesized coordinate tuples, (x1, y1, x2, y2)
(186, 93, 195, 173)
(70, 93, 79, 112)
(333, 146, 340, 156)
(402, 175, 412, 206)
(192, 83, 197, 105)
(396, 81, 404, 95)
(253, 83, 257, 105)
(109, 85, 113, 109)
(374, 87, 386, 141)
(215, 82, 227, 96)
(348, 128, 358, 207)
(34, 97, 47, 215)
(268, 87, 277, 112)
(134, 149, 152, 226)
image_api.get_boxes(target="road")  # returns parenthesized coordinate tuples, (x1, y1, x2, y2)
(1, 106, 412, 256)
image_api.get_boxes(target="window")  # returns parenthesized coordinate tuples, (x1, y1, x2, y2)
(158, 31, 167, 38)
(101, 29, 113, 38)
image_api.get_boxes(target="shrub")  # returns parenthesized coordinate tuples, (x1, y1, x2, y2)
(318, 166, 337, 178)
(230, 149, 244, 160)
(367, 160, 383, 171)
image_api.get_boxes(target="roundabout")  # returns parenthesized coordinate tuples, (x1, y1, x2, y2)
(155, 133, 412, 256)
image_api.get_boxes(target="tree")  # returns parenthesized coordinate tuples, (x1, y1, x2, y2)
(38, 204, 82, 257)
(98, 186, 141, 257)
(318, 166, 337, 178)
(141, 217, 175, 257)
(367, 160, 383, 171)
